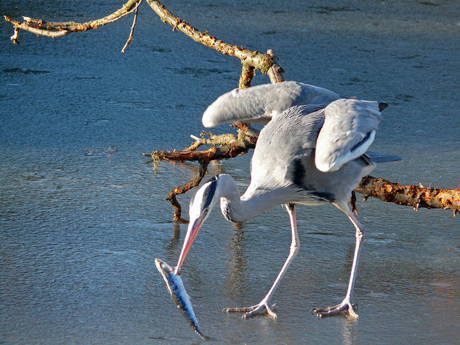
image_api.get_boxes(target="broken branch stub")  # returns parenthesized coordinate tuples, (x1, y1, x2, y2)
(266, 49, 285, 84)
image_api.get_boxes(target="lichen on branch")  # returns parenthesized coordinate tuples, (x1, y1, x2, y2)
(356, 176, 460, 216)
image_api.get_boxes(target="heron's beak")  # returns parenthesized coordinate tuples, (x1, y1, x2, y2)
(174, 216, 205, 275)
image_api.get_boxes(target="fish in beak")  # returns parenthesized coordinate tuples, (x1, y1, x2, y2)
(155, 176, 220, 339)
(155, 258, 208, 340)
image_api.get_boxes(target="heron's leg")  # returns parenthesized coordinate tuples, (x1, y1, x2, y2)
(311, 206, 363, 319)
(223, 203, 300, 319)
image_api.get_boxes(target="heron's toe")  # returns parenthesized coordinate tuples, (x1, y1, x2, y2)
(311, 302, 358, 319)
(243, 303, 277, 319)
(223, 302, 277, 319)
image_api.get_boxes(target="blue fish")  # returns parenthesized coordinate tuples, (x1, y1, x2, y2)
(155, 258, 208, 340)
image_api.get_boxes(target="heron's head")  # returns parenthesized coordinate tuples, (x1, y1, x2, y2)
(174, 175, 221, 275)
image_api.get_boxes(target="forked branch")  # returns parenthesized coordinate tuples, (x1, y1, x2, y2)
(4, 0, 142, 44)
(143, 131, 257, 221)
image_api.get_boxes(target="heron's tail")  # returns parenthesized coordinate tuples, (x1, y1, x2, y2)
(365, 151, 402, 163)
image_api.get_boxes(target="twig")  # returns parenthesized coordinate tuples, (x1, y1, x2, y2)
(143, 132, 257, 163)
(166, 160, 210, 223)
(184, 132, 245, 152)
(121, 1, 141, 52)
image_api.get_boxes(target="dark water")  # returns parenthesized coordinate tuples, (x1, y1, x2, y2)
(1, 1, 459, 344)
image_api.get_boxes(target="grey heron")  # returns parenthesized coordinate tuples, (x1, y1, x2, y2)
(173, 81, 400, 319)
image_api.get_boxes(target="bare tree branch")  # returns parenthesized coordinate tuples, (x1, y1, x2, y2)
(145, 0, 274, 74)
(356, 176, 460, 216)
(143, 131, 257, 221)
(5, 1, 458, 220)
(4, 0, 142, 44)
(140, 47, 285, 221)
(147, 142, 460, 220)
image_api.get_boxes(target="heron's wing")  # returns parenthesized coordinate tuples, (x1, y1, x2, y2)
(315, 99, 385, 172)
(202, 81, 340, 128)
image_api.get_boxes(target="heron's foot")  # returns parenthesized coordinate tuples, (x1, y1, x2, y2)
(223, 302, 278, 319)
(311, 300, 359, 319)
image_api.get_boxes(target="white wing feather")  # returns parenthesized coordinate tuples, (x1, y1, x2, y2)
(202, 81, 339, 128)
(315, 99, 383, 172)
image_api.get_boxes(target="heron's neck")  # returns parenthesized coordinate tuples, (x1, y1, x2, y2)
(217, 175, 273, 223)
